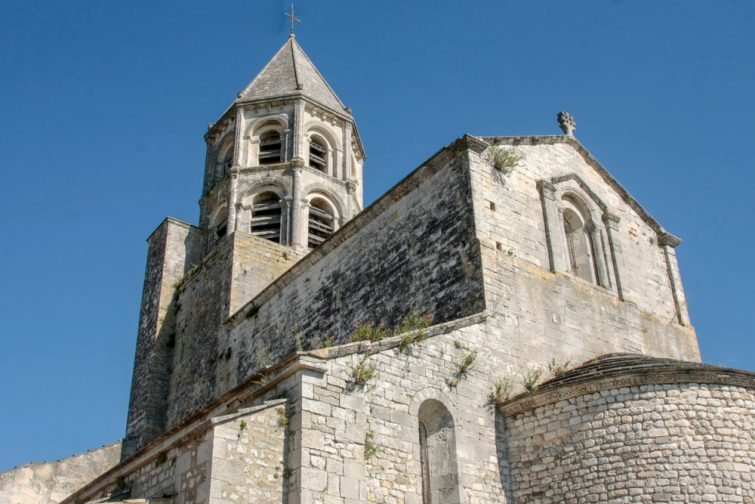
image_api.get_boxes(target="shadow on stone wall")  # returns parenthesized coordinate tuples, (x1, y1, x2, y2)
(494, 412, 515, 504)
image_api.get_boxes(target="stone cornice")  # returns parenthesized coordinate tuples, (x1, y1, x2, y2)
(501, 360, 755, 417)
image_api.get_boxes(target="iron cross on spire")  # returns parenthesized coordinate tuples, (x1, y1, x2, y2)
(284, 4, 301, 35)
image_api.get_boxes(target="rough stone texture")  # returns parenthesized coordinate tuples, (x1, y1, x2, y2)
(124, 218, 201, 459)
(210, 400, 289, 503)
(237, 36, 348, 113)
(114, 428, 213, 503)
(503, 382, 754, 502)
(0, 441, 121, 504)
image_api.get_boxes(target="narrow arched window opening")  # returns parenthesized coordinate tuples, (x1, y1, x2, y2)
(563, 207, 599, 285)
(309, 136, 327, 172)
(214, 139, 234, 182)
(259, 131, 282, 165)
(250, 192, 282, 243)
(417, 400, 461, 504)
(210, 204, 228, 243)
(307, 198, 334, 249)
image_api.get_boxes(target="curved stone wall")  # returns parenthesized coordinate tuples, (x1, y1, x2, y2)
(501, 362, 754, 502)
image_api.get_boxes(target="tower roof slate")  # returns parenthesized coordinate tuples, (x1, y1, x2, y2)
(237, 35, 348, 114)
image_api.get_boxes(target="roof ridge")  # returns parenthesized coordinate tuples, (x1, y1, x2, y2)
(289, 36, 301, 90)
(289, 37, 346, 109)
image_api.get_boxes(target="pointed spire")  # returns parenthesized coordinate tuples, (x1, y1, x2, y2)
(236, 37, 348, 114)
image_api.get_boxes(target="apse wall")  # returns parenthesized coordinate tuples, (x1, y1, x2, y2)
(499, 355, 754, 503)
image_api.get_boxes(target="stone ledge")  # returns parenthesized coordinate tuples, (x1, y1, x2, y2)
(306, 310, 489, 360)
(501, 353, 755, 416)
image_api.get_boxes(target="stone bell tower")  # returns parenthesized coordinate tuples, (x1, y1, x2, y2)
(122, 35, 365, 459)
(200, 33, 365, 254)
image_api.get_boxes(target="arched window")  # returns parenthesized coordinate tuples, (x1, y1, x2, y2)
(562, 200, 599, 285)
(215, 138, 234, 182)
(210, 204, 228, 242)
(309, 135, 328, 172)
(418, 400, 461, 503)
(250, 192, 282, 243)
(259, 131, 282, 165)
(307, 197, 335, 249)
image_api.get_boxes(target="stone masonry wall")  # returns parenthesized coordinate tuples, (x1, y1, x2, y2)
(502, 383, 754, 502)
(210, 400, 289, 503)
(78, 430, 214, 503)
(293, 319, 509, 504)
(228, 233, 307, 315)
(165, 145, 486, 431)
(0, 442, 121, 504)
(166, 233, 235, 432)
(124, 218, 201, 459)
(472, 138, 687, 319)
(467, 138, 699, 363)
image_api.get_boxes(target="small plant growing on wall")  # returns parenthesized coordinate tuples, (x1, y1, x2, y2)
(364, 431, 379, 460)
(447, 349, 477, 389)
(522, 366, 544, 392)
(237, 419, 248, 439)
(485, 145, 520, 174)
(349, 353, 378, 386)
(397, 311, 433, 352)
(547, 358, 571, 379)
(321, 335, 334, 348)
(350, 322, 390, 343)
(488, 376, 514, 409)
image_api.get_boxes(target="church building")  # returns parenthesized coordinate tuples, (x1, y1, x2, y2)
(52, 33, 754, 504)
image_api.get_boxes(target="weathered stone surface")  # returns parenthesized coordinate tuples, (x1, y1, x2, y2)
(0, 441, 121, 504)
(503, 379, 754, 503)
(51, 35, 754, 504)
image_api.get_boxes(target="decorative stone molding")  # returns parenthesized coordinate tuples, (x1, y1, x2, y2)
(500, 354, 755, 416)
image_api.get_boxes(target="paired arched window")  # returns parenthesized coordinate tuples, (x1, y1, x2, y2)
(307, 197, 335, 249)
(250, 191, 282, 243)
(562, 200, 600, 285)
(418, 400, 461, 503)
(309, 135, 328, 172)
(258, 131, 282, 165)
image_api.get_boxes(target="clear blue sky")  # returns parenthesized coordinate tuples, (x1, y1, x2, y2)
(0, 0, 753, 472)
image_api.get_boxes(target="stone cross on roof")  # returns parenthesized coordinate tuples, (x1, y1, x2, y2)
(284, 4, 301, 35)
(557, 111, 576, 137)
